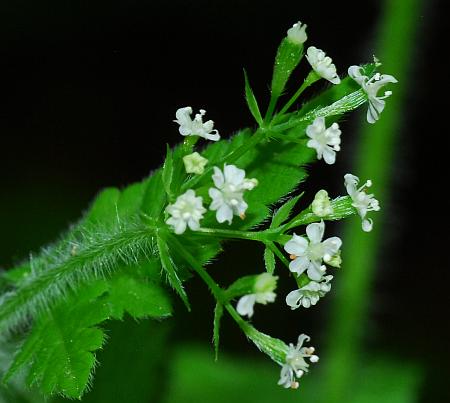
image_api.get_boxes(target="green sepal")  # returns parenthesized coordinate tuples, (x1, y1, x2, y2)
(271, 38, 304, 98)
(223, 275, 258, 300)
(286, 196, 356, 229)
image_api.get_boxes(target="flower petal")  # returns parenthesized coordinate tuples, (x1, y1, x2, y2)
(286, 289, 302, 309)
(306, 221, 325, 243)
(289, 257, 309, 275)
(237, 295, 256, 317)
(284, 234, 308, 256)
(216, 204, 233, 224)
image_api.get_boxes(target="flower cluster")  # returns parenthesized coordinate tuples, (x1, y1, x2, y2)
(174, 107, 220, 141)
(165, 163, 257, 233)
(306, 46, 340, 84)
(278, 334, 319, 389)
(164, 18, 388, 391)
(306, 117, 341, 165)
(345, 173, 380, 232)
(286, 275, 333, 309)
(348, 66, 398, 123)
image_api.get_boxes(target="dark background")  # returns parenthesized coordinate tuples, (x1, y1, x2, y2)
(0, 0, 447, 401)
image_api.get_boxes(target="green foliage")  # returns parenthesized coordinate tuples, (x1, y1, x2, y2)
(3, 261, 171, 399)
(156, 235, 190, 310)
(270, 194, 302, 228)
(243, 70, 263, 126)
(263, 247, 276, 274)
(0, 57, 371, 399)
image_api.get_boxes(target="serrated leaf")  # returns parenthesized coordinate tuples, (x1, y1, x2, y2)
(243, 70, 263, 126)
(263, 246, 276, 274)
(270, 194, 302, 228)
(106, 263, 172, 320)
(3, 263, 172, 399)
(5, 282, 109, 399)
(156, 235, 190, 310)
(213, 302, 223, 361)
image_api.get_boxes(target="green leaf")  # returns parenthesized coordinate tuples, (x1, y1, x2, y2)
(141, 170, 167, 219)
(156, 235, 190, 310)
(3, 262, 172, 399)
(5, 282, 109, 399)
(243, 70, 263, 126)
(106, 262, 172, 320)
(263, 246, 276, 274)
(162, 145, 174, 198)
(213, 302, 223, 361)
(270, 194, 302, 228)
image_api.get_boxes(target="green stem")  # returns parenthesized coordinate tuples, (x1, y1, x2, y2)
(167, 233, 251, 333)
(168, 233, 222, 299)
(196, 227, 270, 242)
(272, 70, 319, 124)
(264, 94, 279, 124)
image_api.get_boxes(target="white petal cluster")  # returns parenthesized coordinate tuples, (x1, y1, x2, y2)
(286, 275, 333, 309)
(345, 173, 380, 232)
(183, 152, 208, 175)
(306, 117, 341, 165)
(174, 107, 220, 141)
(284, 221, 342, 281)
(165, 189, 206, 234)
(287, 21, 308, 45)
(209, 164, 258, 224)
(278, 334, 319, 389)
(306, 46, 340, 84)
(237, 273, 278, 318)
(348, 66, 398, 124)
(311, 189, 333, 217)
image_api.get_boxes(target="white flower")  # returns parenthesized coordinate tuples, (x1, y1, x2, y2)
(237, 273, 277, 318)
(286, 275, 333, 309)
(174, 106, 220, 141)
(348, 66, 398, 124)
(209, 164, 258, 224)
(183, 152, 208, 175)
(165, 189, 206, 234)
(311, 189, 333, 217)
(284, 221, 342, 281)
(278, 334, 319, 389)
(306, 46, 340, 84)
(306, 117, 341, 165)
(344, 173, 380, 232)
(287, 21, 307, 45)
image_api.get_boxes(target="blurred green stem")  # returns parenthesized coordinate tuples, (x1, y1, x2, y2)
(319, 0, 422, 402)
